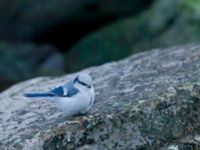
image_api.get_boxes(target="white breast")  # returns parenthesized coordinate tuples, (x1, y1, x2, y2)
(56, 85, 95, 116)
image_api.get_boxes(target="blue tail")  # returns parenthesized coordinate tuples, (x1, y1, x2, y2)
(24, 92, 52, 97)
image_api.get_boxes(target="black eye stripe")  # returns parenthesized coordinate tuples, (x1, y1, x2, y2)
(74, 76, 91, 88)
(78, 80, 87, 86)
(77, 78, 89, 87)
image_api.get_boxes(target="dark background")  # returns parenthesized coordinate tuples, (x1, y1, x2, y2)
(0, 0, 199, 92)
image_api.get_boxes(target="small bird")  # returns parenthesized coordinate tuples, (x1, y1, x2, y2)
(24, 73, 95, 116)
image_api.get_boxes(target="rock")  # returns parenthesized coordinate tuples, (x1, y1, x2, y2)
(77, 144, 103, 150)
(0, 41, 64, 91)
(1, 44, 200, 149)
(65, 0, 200, 72)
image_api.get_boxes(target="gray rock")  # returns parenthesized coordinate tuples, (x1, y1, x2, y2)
(1, 44, 200, 149)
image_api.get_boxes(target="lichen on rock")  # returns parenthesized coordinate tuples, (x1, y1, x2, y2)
(1, 44, 200, 149)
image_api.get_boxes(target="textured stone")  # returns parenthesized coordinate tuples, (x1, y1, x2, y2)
(1, 44, 200, 149)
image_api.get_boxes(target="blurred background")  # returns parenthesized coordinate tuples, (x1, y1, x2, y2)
(0, 0, 199, 92)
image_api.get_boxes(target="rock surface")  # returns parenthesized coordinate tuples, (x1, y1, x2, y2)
(1, 44, 200, 149)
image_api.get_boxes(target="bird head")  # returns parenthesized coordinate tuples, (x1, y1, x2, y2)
(74, 73, 92, 88)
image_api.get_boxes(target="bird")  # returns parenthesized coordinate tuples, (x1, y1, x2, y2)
(24, 73, 95, 116)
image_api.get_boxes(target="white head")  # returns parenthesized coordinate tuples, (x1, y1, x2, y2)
(73, 73, 92, 89)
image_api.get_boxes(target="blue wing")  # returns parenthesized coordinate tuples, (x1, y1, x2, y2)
(49, 86, 66, 96)
(62, 80, 80, 97)
(24, 80, 79, 98)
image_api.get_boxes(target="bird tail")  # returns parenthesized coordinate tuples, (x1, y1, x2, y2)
(24, 92, 52, 97)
